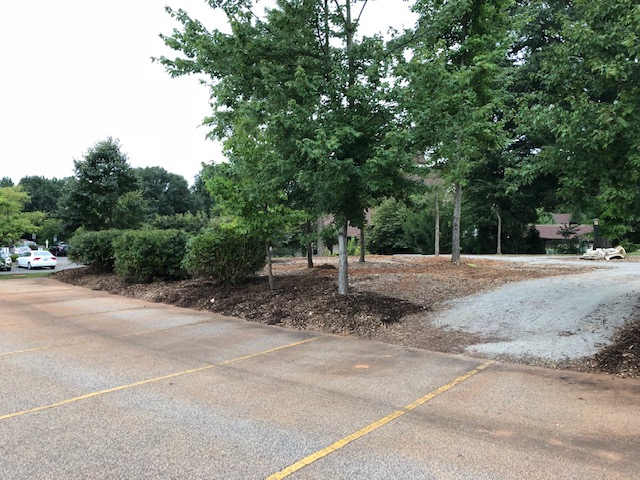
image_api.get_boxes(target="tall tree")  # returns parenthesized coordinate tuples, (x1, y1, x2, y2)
(159, 0, 414, 294)
(204, 127, 302, 290)
(403, 189, 454, 255)
(402, 0, 516, 262)
(18, 176, 68, 213)
(0, 187, 44, 245)
(190, 170, 215, 215)
(134, 166, 191, 217)
(111, 191, 150, 230)
(461, 152, 557, 253)
(59, 138, 139, 231)
(513, 0, 640, 238)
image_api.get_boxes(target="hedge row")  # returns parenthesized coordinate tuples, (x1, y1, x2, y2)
(113, 229, 189, 283)
(183, 228, 266, 285)
(69, 226, 266, 284)
(68, 229, 122, 273)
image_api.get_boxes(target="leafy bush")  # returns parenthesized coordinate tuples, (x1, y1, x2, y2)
(619, 242, 640, 253)
(183, 226, 266, 285)
(148, 211, 210, 234)
(113, 229, 189, 283)
(347, 237, 361, 256)
(367, 198, 410, 255)
(68, 229, 123, 272)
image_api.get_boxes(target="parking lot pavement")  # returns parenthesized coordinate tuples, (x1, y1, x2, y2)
(2, 277, 640, 479)
(0, 256, 79, 276)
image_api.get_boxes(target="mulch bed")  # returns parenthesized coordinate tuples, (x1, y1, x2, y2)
(53, 255, 639, 378)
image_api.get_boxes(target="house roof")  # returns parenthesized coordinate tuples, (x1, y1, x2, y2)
(322, 212, 372, 238)
(534, 224, 593, 240)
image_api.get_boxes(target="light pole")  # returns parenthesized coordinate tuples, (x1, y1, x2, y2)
(593, 218, 600, 249)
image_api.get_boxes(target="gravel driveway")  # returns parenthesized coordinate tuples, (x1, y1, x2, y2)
(432, 256, 640, 362)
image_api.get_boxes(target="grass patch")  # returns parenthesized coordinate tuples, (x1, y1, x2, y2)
(0, 272, 54, 280)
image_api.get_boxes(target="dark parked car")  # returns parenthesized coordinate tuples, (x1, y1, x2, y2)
(50, 243, 69, 256)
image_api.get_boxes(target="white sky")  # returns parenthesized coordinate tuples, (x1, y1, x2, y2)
(1, 0, 416, 186)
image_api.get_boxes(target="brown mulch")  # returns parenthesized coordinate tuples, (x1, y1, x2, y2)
(583, 322, 640, 378)
(53, 255, 639, 378)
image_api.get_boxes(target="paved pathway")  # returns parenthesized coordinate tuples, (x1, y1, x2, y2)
(1, 277, 639, 479)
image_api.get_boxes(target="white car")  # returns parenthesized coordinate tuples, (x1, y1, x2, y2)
(16, 250, 57, 270)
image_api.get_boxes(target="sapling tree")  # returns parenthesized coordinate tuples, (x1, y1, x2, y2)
(158, 0, 415, 294)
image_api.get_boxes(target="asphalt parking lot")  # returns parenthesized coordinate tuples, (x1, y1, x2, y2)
(0, 256, 78, 276)
(1, 277, 639, 479)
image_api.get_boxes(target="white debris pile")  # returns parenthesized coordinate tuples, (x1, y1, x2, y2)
(580, 245, 626, 260)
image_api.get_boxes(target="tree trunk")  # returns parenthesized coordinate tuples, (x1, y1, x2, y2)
(451, 182, 462, 264)
(306, 219, 313, 268)
(359, 223, 365, 263)
(338, 0, 354, 293)
(266, 240, 274, 290)
(434, 190, 440, 257)
(496, 209, 502, 255)
(316, 215, 324, 257)
(337, 220, 349, 295)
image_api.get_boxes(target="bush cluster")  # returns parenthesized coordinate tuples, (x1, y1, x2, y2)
(113, 229, 189, 283)
(68, 229, 123, 272)
(68, 225, 267, 285)
(148, 211, 209, 233)
(183, 227, 266, 285)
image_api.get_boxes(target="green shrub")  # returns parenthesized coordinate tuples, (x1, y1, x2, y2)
(367, 198, 410, 255)
(148, 212, 210, 234)
(184, 226, 266, 285)
(347, 237, 361, 256)
(113, 229, 189, 283)
(68, 229, 123, 272)
(620, 242, 640, 253)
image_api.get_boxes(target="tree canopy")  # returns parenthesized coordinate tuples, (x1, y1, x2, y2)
(401, 0, 516, 261)
(512, 0, 640, 238)
(59, 138, 139, 231)
(0, 187, 44, 245)
(159, 0, 416, 293)
(134, 166, 191, 217)
(18, 176, 68, 213)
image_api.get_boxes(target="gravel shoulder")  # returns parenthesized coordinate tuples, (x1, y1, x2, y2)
(432, 256, 640, 364)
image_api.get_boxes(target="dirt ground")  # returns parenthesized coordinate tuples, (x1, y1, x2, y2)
(54, 255, 640, 378)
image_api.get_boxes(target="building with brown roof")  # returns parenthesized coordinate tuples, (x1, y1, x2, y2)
(533, 214, 595, 253)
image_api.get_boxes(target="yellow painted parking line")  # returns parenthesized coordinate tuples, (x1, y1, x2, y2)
(267, 360, 495, 480)
(0, 321, 34, 327)
(0, 337, 319, 421)
(0, 321, 213, 358)
(0, 346, 50, 357)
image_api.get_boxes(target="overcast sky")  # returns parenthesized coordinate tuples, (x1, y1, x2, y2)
(1, 1, 416, 186)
